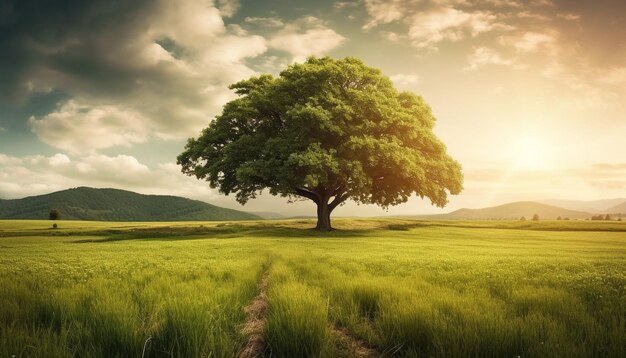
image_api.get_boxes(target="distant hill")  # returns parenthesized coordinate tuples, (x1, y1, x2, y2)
(425, 201, 592, 220)
(539, 198, 626, 213)
(0, 187, 261, 221)
(249, 211, 288, 220)
(604, 201, 626, 214)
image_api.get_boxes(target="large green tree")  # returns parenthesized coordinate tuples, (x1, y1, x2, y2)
(178, 57, 463, 230)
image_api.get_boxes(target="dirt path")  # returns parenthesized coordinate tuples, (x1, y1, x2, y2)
(330, 324, 381, 358)
(239, 269, 270, 358)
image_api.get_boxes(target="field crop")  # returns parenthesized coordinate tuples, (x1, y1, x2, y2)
(0, 219, 624, 357)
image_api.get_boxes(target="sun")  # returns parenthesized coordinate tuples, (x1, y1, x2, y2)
(510, 135, 548, 170)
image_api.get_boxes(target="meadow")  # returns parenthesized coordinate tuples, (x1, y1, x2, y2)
(0, 219, 624, 357)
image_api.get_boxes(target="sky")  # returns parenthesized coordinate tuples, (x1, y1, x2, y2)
(0, 0, 624, 216)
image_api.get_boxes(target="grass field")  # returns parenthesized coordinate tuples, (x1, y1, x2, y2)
(0, 219, 624, 357)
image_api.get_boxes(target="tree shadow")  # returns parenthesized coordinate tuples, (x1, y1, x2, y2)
(68, 222, 414, 243)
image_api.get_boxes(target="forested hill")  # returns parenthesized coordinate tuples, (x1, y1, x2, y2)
(0, 187, 261, 221)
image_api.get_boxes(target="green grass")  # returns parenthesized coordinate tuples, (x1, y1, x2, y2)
(0, 219, 624, 357)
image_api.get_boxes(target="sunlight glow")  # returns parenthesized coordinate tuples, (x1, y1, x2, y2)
(510, 135, 549, 170)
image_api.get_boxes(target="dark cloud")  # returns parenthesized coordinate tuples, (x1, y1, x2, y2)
(0, 0, 159, 101)
(0, 0, 270, 151)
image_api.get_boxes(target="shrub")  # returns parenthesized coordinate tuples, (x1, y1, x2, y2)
(49, 209, 61, 220)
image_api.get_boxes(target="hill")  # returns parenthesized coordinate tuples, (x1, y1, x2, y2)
(0, 187, 261, 221)
(539, 198, 626, 213)
(426, 201, 592, 220)
(604, 201, 626, 214)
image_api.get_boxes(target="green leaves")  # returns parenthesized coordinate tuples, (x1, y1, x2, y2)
(178, 56, 463, 210)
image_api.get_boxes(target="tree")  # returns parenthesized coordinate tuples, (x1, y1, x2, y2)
(49, 209, 60, 220)
(557, 216, 562, 220)
(178, 57, 463, 230)
(532, 214, 540, 221)
(520, 216, 526, 221)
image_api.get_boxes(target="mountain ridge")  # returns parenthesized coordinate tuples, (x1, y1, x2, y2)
(415, 201, 593, 220)
(538, 198, 626, 213)
(0, 187, 260, 221)
(604, 202, 626, 214)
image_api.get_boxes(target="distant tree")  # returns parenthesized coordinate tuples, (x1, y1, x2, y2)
(605, 214, 611, 221)
(557, 216, 562, 220)
(520, 216, 526, 221)
(619, 218, 622, 222)
(563, 217, 570, 220)
(532, 214, 540, 221)
(49, 209, 60, 220)
(178, 57, 463, 230)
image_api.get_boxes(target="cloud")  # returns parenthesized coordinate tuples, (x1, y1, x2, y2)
(597, 67, 626, 88)
(0, 0, 267, 151)
(465, 47, 513, 70)
(216, 0, 240, 17)
(500, 31, 555, 53)
(361, 0, 507, 50)
(407, 7, 499, 49)
(28, 100, 150, 153)
(362, 0, 407, 29)
(244, 16, 285, 27)
(557, 13, 580, 21)
(269, 16, 345, 62)
(389, 73, 419, 88)
(334, 1, 363, 10)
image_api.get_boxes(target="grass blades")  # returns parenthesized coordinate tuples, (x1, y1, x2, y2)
(0, 219, 624, 357)
(265, 265, 332, 357)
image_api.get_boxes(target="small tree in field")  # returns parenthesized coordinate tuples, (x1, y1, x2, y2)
(532, 214, 540, 221)
(49, 209, 60, 220)
(178, 57, 463, 230)
(520, 216, 526, 221)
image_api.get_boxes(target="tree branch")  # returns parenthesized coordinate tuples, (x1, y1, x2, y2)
(328, 191, 350, 211)
(295, 187, 320, 204)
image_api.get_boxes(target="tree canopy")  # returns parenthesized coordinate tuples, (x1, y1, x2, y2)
(178, 57, 463, 230)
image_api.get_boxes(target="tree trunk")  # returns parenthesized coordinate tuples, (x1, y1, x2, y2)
(315, 201, 332, 231)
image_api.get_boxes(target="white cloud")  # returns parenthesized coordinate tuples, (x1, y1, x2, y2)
(28, 100, 151, 153)
(408, 7, 498, 48)
(389, 73, 419, 88)
(244, 16, 285, 27)
(362, 0, 408, 29)
(465, 47, 513, 70)
(334, 1, 363, 10)
(48, 153, 71, 167)
(216, 0, 240, 17)
(557, 13, 580, 21)
(504, 31, 555, 53)
(362, 1, 505, 49)
(269, 16, 345, 62)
